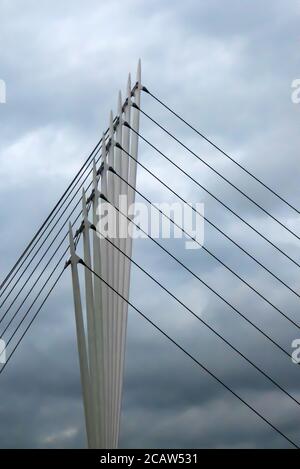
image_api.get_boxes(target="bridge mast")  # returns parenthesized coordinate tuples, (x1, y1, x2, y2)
(68, 60, 141, 448)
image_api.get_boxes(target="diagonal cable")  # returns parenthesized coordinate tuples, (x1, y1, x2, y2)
(142, 86, 300, 215)
(116, 136, 300, 298)
(93, 223, 300, 406)
(0, 136, 102, 294)
(123, 122, 300, 275)
(81, 260, 299, 449)
(108, 165, 300, 330)
(99, 191, 293, 362)
(132, 102, 300, 245)
(0, 141, 104, 302)
(0, 157, 103, 319)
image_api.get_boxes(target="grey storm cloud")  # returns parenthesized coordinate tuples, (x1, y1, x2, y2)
(0, 0, 300, 448)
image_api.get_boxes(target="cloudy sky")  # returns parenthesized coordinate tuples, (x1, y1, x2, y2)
(0, 0, 300, 448)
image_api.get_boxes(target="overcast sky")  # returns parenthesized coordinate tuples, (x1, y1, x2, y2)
(0, 0, 300, 448)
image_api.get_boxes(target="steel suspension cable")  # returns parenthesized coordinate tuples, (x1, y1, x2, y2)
(142, 86, 300, 215)
(0, 140, 105, 301)
(0, 137, 102, 294)
(0, 162, 99, 374)
(0, 154, 104, 310)
(133, 103, 300, 244)
(123, 122, 300, 270)
(99, 191, 293, 362)
(0, 94, 132, 294)
(108, 166, 300, 330)
(0, 212, 88, 372)
(93, 223, 300, 406)
(116, 136, 300, 299)
(81, 261, 299, 449)
(0, 268, 66, 375)
(0, 162, 103, 332)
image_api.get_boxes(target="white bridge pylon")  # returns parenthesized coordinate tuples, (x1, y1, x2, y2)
(68, 61, 141, 448)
